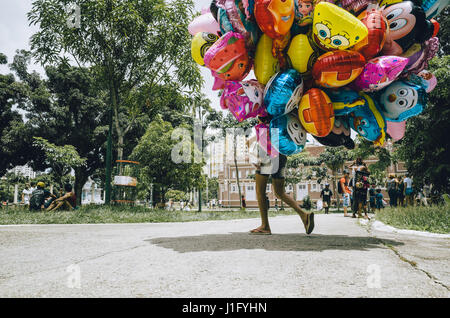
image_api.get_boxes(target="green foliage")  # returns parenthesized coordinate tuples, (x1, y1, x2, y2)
(301, 195, 312, 210)
(165, 189, 188, 202)
(396, 55, 450, 193)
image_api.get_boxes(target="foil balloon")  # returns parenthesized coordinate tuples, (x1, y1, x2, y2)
(324, 87, 366, 116)
(377, 80, 427, 122)
(215, 0, 260, 53)
(298, 88, 335, 137)
(417, 0, 450, 19)
(191, 32, 220, 66)
(294, 0, 315, 27)
(338, 0, 370, 16)
(348, 93, 387, 146)
(314, 116, 355, 149)
(255, 122, 279, 157)
(220, 80, 268, 122)
(406, 70, 437, 93)
(254, 33, 280, 85)
(211, 71, 227, 91)
(312, 2, 368, 51)
(204, 32, 252, 81)
(353, 6, 388, 60)
(312, 50, 366, 88)
(353, 56, 409, 92)
(270, 113, 307, 156)
(381, 1, 438, 56)
(254, 0, 295, 39)
(386, 120, 406, 141)
(264, 69, 304, 117)
(287, 34, 320, 76)
(188, 12, 221, 36)
(402, 37, 439, 75)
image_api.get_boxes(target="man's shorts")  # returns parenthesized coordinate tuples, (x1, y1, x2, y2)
(342, 193, 350, 207)
(255, 154, 287, 179)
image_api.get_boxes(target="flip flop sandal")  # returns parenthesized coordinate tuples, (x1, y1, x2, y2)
(306, 212, 315, 235)
(249, 228, 272, 235)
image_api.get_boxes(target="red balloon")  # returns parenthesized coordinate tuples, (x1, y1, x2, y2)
(298, 88, 335, 137)
(254, 0, 295, 39)
(354, 7, 387, 60)
(312, 50, 366, 88)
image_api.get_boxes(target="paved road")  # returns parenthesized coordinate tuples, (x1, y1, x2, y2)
(0, 214, 448, 297)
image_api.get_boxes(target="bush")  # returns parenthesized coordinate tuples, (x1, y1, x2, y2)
(301, 195, 312, 210)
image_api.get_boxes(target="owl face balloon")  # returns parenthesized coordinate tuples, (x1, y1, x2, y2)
(220, 80, 268, 122)
(264, 69, 304, 118)
(204, 32, 252, 81)
(191, 32, 220, 66)
(353, 56, 409, 92)
(270, 113, 307, 156)
(378, 80, 427, 122)
(312, 2, 368, 51)
(349, 93, 387, 146)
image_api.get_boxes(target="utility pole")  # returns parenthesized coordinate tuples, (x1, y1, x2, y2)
(105, 94, 114, 205)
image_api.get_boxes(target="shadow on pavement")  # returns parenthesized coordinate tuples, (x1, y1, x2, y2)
(146, 232, 404, 253)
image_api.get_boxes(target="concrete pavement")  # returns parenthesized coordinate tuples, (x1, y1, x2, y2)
(0, 214, 448, 297)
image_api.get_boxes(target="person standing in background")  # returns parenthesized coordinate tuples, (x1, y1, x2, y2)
(320, 183, 333, 214)
(404, 174, 414, 207)
(397, 176, 405, 207)
(339, 170, 352, 217)
(387, 174, 398, 207)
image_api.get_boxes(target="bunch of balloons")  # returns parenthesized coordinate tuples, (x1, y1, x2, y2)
(189, 0, 446, 156)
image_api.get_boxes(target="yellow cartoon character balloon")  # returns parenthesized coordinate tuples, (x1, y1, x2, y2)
(191, 32, 220, 66)
(312, 2, 368, 51)
(287, 33, 320, 76)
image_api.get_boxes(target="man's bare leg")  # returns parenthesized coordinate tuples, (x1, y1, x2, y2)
(253, 173, 271, 233)
(272, 178, 309, 227)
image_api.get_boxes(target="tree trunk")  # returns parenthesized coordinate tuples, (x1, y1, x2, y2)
(74, 168, 89, 207)
(234, 133, 242, 208)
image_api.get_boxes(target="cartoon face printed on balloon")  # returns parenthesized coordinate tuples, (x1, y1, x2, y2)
(349, 93, 386, 146)
(353, 7, 388, 60)
(312, 50, 366, 88)
(312, 2, 368, 51)
(298, 88, 335, 137)
(294, 0, 314, 27)
(191, 32, 220, 66)
(220, 80, 268, 122)
(270, 113, 307, 155)
(353, 56, 409, 92)
(204, 32, 252, 81)
(314, 116, 355, 149)
(381, 1, 436, 55)
(378, 80, 427, 122)
(255, 0, 295, 39)
(264, 69, 304, 118)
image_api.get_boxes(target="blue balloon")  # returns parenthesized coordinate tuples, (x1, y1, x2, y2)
(374, 80, 427, 122)
(270, 113, 307, 156)
(264, 69, 304, 118)
(323, 87, 366, 117)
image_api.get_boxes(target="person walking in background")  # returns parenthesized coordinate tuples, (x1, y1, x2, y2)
(21, 183, 33, 207)
(387, 174, 398, 207)
(368, 183, 377, 213)
(404, 174, 414, 207)
(241, 195, 246, 210)
(320, 183, 333, 214)
(339, 170, 352, 217)
(397, 175, 405, 207)
(375, 189, 384, 212)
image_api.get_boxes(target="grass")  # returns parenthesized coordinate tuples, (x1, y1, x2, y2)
(375, 204, 450, 234)
(0, 205, 299, 225)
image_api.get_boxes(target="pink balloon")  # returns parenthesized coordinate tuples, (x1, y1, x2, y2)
(201, 7, 210, 15)
(188, 13, 221, 36)
(255, 123, 279, 157)
(386, 121, 406, 141)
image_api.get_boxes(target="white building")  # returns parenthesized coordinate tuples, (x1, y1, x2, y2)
(9, 164, 36, 179)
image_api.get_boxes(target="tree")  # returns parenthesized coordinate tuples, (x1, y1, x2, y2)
(130, 116, 204, 204)
(32, 137, 86, 187)
(396, 55, 450, 193)
(28, 0, 203, 202)
(286, 152, 314, 201)
(0, 53, 30, 176)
